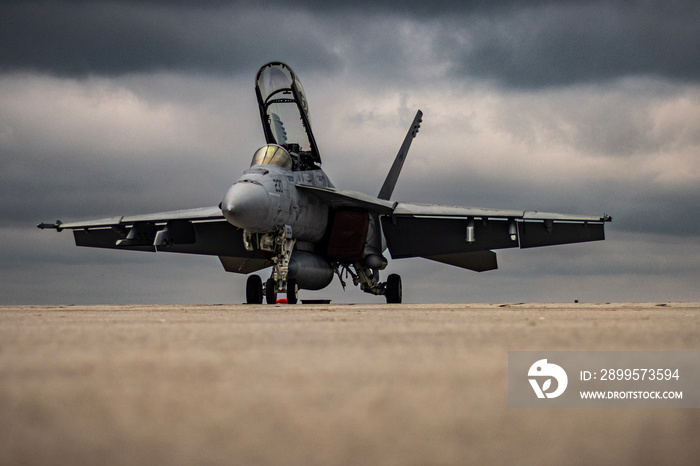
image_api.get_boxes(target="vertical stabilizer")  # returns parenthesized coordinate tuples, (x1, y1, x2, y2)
(378, 110, 422, 201)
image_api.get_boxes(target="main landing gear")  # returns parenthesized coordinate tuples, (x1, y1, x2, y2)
(385, 274, 402, 304)
(336, 262, 403, 304)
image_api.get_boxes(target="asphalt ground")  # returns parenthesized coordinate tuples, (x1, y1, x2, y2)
(1, 303, 699, 465)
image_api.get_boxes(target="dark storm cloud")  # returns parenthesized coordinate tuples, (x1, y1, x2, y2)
(0, 1, 340, 77)
(443, 1, 700, 88)
(2, 1, 698, 87)
(0, 74, 254, 227)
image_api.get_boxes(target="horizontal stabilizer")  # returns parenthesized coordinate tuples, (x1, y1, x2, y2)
(219, 255, 272, 274)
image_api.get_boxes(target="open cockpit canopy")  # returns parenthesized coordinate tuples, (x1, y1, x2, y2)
(255, 62, 321, 168)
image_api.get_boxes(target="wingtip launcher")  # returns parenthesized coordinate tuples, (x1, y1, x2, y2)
(37, 221, 63, 231)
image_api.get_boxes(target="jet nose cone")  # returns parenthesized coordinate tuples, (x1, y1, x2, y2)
(221, 182, 270, 230)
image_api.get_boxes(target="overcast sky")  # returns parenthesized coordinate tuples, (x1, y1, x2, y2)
(2, 0, 698, 304)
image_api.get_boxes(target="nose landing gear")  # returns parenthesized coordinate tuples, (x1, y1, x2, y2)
(244, 225, 299, 305)
(265, 277, 277, 304)
(245, 274, 299, 305)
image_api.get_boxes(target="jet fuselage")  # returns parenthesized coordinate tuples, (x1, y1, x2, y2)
(221, 163, 330, 242)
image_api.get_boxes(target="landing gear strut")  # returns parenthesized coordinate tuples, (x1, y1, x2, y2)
(244, 226, 298, 304)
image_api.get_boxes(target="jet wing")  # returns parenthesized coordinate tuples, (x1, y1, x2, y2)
(381, 202, 611, 272)
(38, 206, 272, 274)
(42, 206, 225, 230)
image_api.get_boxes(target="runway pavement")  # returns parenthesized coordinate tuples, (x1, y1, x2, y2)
(1, 303, 699, 465)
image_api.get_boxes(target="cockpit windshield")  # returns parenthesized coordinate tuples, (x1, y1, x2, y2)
(255, 62, 321, 167)
(250, 144, 293, 169)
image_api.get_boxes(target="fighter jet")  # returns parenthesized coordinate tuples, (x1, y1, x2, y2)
(39, 62, 611, 304)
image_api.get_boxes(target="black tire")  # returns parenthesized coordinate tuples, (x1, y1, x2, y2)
(266, 278, 277, 304)
(246, 275, 263, 304)
(287, 278, 298, 305)
(386, 274, 402, 304)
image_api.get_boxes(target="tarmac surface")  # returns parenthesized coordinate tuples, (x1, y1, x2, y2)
(1, 302, 699, 465)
